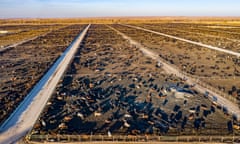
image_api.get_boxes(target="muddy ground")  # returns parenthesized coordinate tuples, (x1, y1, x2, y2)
(32, 25, 238, 137)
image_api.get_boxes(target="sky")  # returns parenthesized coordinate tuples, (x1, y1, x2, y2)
(0, 0, 239, 18)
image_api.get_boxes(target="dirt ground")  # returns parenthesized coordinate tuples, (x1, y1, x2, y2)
(31, 25, 237, 139)
(111, 24, 240, 102)
(0, 24, 86, 124)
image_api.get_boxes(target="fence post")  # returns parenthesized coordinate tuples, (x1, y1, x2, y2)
(57, 135, 60, 142)
(78, 135, 81, 142)
(68, 135, 70, 142)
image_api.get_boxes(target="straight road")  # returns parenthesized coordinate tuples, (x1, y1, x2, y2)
(121, 24, 240, 57)
(0, 24, 90, 144)
(107, 25, 240, 121)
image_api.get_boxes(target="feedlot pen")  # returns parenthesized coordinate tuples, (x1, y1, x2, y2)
(28, 24, 240, 143)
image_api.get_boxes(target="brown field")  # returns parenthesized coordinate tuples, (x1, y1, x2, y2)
(0, 18, 240, 143)
(1, 17, 240, 25)
(110, 24, 240, 99)
(0, 24, 67, 47)
(0, 24, 87, 124)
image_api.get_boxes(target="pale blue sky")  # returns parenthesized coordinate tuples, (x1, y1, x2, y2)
(0, 0, 239, 18)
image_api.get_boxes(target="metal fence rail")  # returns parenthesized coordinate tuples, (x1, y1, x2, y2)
(28, 134, 240, 143)
(156, 54, 238, 105)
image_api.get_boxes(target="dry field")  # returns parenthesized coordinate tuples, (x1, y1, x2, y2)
(0, 18, 240, 143)
(0, 24, 86, 124)
(30, 24, 239, 142)
(111, 24, 240, 103)
(0, 24, 67, 48)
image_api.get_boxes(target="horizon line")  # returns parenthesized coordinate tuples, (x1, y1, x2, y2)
(1, 16, 240, 20)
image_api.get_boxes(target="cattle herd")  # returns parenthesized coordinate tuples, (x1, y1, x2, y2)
(31, 25, 239, 137)
(111, 24, 240, 105)
(0, 22, 240, 139)
(0, 24, 86, 124)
